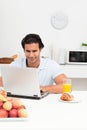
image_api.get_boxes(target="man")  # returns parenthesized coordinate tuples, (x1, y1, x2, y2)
(10, 34, 67, 94)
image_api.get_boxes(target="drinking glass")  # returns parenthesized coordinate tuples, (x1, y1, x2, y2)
(63, 78, 72, 93)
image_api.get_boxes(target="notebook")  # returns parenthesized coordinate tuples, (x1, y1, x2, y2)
(0, 65, 49, 99)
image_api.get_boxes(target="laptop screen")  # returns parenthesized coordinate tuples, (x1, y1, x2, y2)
(1, 65, 41, 97)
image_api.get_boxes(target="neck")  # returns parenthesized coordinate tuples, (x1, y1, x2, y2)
(26, 59, 40, 68)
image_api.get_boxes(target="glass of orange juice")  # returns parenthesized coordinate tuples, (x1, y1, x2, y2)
(63, 78, 72, 93)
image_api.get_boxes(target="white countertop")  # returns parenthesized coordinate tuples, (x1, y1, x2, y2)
(0, 91, 87, 130)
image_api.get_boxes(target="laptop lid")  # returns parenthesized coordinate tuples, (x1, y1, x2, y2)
(0, 65, 48, 99)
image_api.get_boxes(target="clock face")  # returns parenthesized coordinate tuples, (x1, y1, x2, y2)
(51, 12, 68, 30)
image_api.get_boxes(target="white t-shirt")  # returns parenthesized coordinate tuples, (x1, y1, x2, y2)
(10, 57, 64, 86)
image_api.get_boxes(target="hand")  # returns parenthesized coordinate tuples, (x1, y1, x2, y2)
(40, 86, 47, 92)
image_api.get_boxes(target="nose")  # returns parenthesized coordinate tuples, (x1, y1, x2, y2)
(29, 52, 34, 57)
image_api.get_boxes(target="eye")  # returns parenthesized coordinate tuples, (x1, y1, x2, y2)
(33, 50, 37, 52)
(25, 50, 30, 53)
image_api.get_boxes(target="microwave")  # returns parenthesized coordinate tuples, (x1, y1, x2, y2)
(66, 50, 87, 64)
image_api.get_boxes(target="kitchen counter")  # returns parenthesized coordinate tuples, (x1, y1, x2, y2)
(0, 91, 87, 130)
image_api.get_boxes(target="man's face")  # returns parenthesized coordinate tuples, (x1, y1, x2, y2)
(24, 43, 42, 65)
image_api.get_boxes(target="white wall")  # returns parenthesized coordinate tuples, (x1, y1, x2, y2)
(0, 0, 87, 61)
(0, 0, 87, 90)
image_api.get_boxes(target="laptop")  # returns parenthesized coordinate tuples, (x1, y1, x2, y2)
(0, 65, 49, 99)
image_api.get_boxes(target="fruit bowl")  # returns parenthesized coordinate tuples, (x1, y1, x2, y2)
(0, 117, 28, 121)
(0, 96, 28, 118)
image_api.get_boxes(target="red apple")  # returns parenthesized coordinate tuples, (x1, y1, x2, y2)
(12, 99, 24, 109)
(0, 108, 8, 118)
(17, 105, 26, 111)
(8, 109, 18, 117)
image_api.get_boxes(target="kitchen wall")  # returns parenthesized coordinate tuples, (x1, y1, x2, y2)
(0, 0, 87, 62)
(0, 0, 87, 90)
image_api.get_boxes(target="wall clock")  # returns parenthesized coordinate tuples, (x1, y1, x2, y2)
(51, 12, 68, 30)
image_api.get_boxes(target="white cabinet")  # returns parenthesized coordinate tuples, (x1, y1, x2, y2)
(61, 64, 87, 78)
(60, 65, 87, 90)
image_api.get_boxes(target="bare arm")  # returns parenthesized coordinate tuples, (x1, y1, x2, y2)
(40, 74, 67, 94)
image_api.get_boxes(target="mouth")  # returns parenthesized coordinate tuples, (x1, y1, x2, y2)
(27, 57, 36, 62)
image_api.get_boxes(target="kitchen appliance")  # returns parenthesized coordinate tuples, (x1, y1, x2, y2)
(66, 50, 87, 64)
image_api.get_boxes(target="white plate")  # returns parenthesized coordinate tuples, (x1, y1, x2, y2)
(59, 98, 81, 103)
(0, 117, 28, 121)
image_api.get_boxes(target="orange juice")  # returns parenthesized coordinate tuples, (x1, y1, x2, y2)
(63, 83, 72, 93)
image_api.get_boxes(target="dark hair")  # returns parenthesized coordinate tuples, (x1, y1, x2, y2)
(21, 34, 44, 49)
